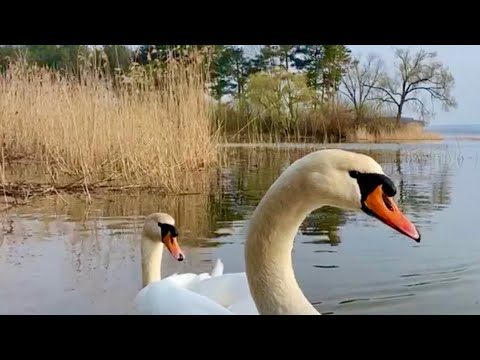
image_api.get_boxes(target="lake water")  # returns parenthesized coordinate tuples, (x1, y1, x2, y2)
(1, 124, 480, 315)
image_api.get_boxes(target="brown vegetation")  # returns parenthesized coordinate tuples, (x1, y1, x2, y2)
(0, 46, 448, 207)
(215, 103, 442, 144)
(346, 122, 443, 143)
(0, 56, 217, 195)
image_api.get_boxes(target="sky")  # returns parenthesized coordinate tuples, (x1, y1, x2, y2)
(348, 45, 480, 125)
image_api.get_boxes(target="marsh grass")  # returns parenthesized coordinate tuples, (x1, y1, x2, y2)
(215, 103, 441, 144)
(215, 104, 354, 144)
(347, 122, 443, 143)
(0, 54, 216, 194)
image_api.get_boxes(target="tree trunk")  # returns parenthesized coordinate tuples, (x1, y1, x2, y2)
(236, 63, 241, 97)
(396, 104, 403, 126)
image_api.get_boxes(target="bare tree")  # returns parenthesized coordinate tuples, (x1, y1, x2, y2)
(366, 47, 457, 124)
(339, 53, 383, 121)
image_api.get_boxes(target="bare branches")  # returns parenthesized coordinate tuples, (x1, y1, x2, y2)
(339, 53, 384, 119)
(404, 96, 428, 117)
(370, 47, 457, 122)
(365, 84, 400, 106)
(338, 46, 456, 125)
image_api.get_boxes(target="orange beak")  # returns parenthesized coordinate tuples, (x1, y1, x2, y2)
(162, 233, 185, 261)
(363, 185, 421, 242)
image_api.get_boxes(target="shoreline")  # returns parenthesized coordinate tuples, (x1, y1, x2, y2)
(0, 181, 206, 213)
(219, 138, 445, 148)
(1, 135, 450, 210)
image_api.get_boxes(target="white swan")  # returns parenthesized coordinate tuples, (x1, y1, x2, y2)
(132, 148, 421, 315)
(130, 212, 235, 315)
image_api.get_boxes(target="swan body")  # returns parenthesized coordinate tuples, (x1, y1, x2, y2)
(131, 149, 420, 315)
(130, 213, 255, 314)
(131, 273, 236, 315)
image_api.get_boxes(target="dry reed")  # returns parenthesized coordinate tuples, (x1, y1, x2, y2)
(0, 55, 217, 194)
(215, 101, 443, 145)
(347, 123, 443, 143)
(215, 104, 355, 144)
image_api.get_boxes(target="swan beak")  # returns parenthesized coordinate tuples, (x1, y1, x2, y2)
(162, 234, 185, 261)
(363, 185, 421, 242)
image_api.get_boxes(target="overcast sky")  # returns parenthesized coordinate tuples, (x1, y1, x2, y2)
(348, 45, 479, 125)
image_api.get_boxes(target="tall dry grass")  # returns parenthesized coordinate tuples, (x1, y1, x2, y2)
(215, 99, 443, 145)
(215, 103, 355, 144)
(0, 55, 217, 193)
(347, 122, 443, 143)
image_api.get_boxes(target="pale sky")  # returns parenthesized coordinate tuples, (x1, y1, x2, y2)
(348, 45, 480, 125)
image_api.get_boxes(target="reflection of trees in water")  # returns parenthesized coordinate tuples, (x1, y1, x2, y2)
(4, 145, 454, 264)
(300, 207, 346, 246)
(214, 146, 454, 244)
(388, 148, 452, 218)
(214, 148, 350, 245)
(217, 147, 314, 206)
(325, 147, 453, 221)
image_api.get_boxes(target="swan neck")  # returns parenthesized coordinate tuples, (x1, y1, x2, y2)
(141, 235, 163, 287)
(245, 182, 321, 315)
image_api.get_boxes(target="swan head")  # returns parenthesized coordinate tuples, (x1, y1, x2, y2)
(291, 149, 420, 242)
(142, 212, 184, 261)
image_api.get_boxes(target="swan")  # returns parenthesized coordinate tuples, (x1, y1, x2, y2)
(132, 148, 421, 315)
(130, 212, 234, 315)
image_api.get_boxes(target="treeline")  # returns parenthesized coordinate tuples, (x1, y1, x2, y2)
(0, 45, 132, 74)
(0, 45, 457, 142)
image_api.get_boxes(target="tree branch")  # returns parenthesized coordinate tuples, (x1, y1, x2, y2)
(364, 84, 400, 106)
(404, 96, 426, 109)
(369, 96, 398, 105)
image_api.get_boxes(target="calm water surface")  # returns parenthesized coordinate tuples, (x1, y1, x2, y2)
(1, 124, 480, 314)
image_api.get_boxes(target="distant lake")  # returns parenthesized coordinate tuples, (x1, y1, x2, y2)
(427, 123, 480, 137)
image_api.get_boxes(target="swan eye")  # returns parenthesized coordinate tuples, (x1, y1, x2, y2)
(158, 222, 179, 240)
(349, 170, 360, 178)
(381, 177, 397, 197)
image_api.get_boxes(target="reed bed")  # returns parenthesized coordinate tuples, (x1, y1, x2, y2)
(347, 123, 443, 143)
(0, 55, 217, 196)
(215, 103, 442, 145)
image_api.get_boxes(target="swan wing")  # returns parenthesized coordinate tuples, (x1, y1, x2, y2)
(210, 258, 224, 277)
(227, 296, 259, 315)
(186, 272, 257, 313)
(130, 280, 234, 315)
(160, 272, 210, 288)
(158, 258, 224, 289)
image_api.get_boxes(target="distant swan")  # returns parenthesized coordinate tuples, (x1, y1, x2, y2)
(131, 149, 421, 315)
(130, 212, 233, 315)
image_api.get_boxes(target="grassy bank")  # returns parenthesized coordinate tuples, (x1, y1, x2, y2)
(0, 57, 216, 197)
